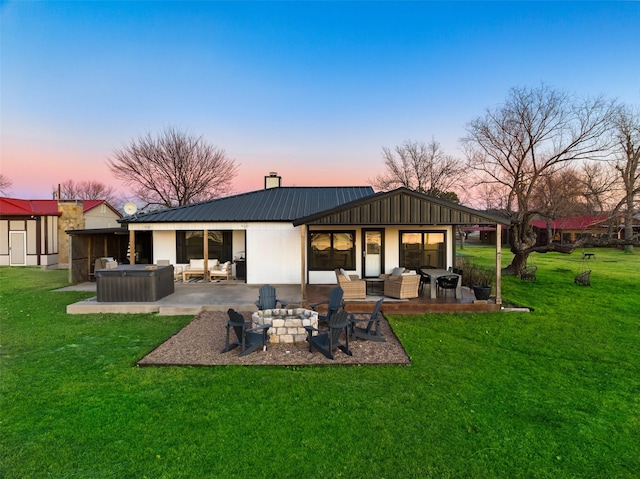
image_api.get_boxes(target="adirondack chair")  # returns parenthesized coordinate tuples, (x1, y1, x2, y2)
(309, 286, 344, 327)
(349, 298, 385, 342)
(304, 310, 353, 360)
(255, 284, 288, 310)
(220, 308, 270, 357)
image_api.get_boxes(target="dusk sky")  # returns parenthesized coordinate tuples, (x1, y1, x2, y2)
(2, 1, 639, 202)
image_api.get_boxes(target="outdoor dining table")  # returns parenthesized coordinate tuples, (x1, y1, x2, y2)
(424, 269, 462, 299)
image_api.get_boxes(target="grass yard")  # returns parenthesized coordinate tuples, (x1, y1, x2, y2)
(1, 246, 639, 478)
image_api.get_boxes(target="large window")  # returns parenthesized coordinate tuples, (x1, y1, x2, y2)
(309, 231, 356, 270)
(400, 231, 445, 269)
(176, 230, 232, 263)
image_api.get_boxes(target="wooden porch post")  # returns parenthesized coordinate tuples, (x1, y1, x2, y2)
(495, 223, 502, 305)
(88, 236, 93, 277)
(203, 229, 209, 282)
(300, 224, 307, 302)
(129, 230, 135, 264)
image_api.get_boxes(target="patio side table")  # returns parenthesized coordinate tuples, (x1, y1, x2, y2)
(364, 278, 385, 295)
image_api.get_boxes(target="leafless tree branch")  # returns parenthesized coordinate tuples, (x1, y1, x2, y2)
(107, 127, 239, 209)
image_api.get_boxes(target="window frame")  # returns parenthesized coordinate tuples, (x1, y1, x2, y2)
(399, 230, 447, 270)
(308, 230, 356, 271)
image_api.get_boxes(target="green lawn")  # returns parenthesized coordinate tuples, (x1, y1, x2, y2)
(1, 247, 639, 478)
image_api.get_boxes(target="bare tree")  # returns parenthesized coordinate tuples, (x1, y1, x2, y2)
(56, 179, 117, 204)
(0, 174, 12, 195)
(530, 167, 591, 219)
(107, 127, 239, 209)
(611, 104, 640, 252)
(462, 84, 616, 275)
(579, 161, 618, 213)
(370, 139, 465, 200)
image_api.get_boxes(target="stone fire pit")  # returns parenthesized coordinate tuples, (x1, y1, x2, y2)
(251, 308, 319, 343)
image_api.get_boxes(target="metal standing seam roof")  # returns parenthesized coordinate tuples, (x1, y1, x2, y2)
(0, 198, 120, 217)
(0, 198, 62, 216)
(121, 187, 376, 223)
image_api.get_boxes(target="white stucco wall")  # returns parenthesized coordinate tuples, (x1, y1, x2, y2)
(153, 230, 177, 264)
(245, 223, 302, 284)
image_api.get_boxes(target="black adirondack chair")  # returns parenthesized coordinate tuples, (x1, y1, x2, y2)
(310, 286, 344, 327)
(255, 284, 288, 310)
(349, 298, 385, 342)
(304, 310, 353, 360)
(436, 274, 459, 299)
(220, 308, 271, 356)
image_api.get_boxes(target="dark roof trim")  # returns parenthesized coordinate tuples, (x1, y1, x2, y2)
(292, 187, 510, 226)
(66, 227, 130, 235)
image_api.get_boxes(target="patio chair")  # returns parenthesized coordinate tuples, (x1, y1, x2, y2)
(417, 265, 432, 296)
(304, 310, 353, 360)
(436, 274, 459, 299)
(310, 286, 344, 327)
(383, 273, 420, 299)
(334, 269, 367, 299)
(255, 284, 288, 310)
(210, 261, 232, 281)
(349, 298, 385, 342)
(220, 308, 271, 357)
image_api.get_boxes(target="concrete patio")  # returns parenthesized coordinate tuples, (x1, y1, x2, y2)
(62, 280, 500, 315)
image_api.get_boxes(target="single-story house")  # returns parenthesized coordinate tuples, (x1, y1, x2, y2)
(0, 197, 121, 268)
(121, 175, 510, 303)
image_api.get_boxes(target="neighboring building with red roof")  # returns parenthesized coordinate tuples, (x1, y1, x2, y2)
(0, 198, 121, 268)
(530, 214, 618, 244)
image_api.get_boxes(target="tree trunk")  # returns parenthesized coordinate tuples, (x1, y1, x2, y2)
(504, 251, 529, 276)
(504, 219, 536, 276)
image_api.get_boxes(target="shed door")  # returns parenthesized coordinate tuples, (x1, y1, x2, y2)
(10, 231, 26, 265)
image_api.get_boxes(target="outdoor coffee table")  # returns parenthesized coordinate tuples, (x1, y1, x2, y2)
(364, 278, 385, 294)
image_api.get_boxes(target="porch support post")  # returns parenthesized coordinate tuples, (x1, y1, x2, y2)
(300, 224, 307, 302)
(68, 234, 73, 283)
(495, 223, 502, 305)
(203, 229, 209, 282)
(88, 236, 93, 277)
(129, 230, 135, 264)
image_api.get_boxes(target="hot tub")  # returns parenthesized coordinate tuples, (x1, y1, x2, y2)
(95, 265, 174, 302)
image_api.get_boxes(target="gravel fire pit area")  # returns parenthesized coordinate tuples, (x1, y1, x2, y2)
(137, 310, 411, 366)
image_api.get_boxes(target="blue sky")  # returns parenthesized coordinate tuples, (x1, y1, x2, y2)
(1, 1, 639, 200)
